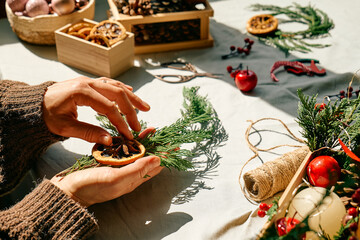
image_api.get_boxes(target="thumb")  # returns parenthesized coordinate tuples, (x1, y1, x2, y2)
(64, 119, 112, 145)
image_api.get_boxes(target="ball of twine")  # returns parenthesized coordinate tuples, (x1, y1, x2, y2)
(239, 118, 309, 203)
(243, 146, 309, 202)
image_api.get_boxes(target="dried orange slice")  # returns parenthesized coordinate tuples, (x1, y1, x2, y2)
(246, 14, 278, 35)
(92, 136, 145, 166)
(68, 22, 95, 34)
(90, 20, 127, 46)
(78, 27, 93, 36)
(86, 34, 111, 47)
(68, 32, 87, 39)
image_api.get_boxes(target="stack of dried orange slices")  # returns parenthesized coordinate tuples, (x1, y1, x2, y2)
(67, 20, 127, 47)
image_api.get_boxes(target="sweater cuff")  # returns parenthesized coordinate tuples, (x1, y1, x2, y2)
(0, 180, 99, 239)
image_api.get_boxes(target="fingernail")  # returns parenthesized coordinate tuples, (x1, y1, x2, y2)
(142, 101, 150, 110)
(125, 84, 133, 89)
(100, 135, 111, 145)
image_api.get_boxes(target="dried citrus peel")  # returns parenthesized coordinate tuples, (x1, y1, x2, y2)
(92, 137, 145, 166)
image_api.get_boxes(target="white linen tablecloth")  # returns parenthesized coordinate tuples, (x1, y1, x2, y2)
(1, 0, 359, 239)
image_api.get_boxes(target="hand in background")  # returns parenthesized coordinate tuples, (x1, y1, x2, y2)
(51, 155, 163, 207)
(43, 76, 150, 145)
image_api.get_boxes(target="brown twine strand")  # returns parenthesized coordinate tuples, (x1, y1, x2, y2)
(239, 117, 309, 203)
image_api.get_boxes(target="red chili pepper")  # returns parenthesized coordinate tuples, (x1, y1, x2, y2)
(339, 138, 360, 162)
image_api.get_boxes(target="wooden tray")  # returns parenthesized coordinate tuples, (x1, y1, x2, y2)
(107, 0, 214, 54)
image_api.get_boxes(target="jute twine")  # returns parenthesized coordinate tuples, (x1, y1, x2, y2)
(239, 117, 310, 203)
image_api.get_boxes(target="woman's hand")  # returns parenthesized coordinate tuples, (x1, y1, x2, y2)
(50, 156, 163, 207)
(43, 76, 150, 145)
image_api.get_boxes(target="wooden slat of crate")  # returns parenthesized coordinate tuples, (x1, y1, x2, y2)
(107, 0, 214, 54)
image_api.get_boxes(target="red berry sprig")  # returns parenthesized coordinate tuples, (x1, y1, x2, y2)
(221, 38, 254, 59)
(327, 86, 360, 100)
(257, 202, 272, 218)
(226, 63, 243, 78)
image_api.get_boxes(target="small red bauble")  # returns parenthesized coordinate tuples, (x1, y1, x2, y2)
(234, 69, 258, 92)
(307, 155, 341, 188)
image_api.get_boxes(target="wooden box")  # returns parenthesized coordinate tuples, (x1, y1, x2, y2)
(107, 0, 214, 54)
(6, 0, 95, 45)
(55, 19, 134, 78)
(258, 149, 351, 239)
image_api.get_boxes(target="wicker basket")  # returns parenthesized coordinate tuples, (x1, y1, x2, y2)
(5, 0, 95, 45)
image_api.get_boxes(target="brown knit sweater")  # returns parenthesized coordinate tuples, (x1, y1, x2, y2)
(0, 80, 99, 239)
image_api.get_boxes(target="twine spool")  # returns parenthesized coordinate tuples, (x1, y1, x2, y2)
(243, 145, 309, 202)
(239, 118, 308, 203)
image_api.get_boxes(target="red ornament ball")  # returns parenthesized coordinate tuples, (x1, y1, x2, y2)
(307, 155, 341, 188)
(234, 69, 258, 92)
(259, 202, 270, 211)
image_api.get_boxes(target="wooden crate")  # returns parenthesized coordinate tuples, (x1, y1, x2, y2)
(55, 19, 134, 78)
(107, 0, 214, 54)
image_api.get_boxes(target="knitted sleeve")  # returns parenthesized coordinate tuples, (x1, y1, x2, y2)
(0, 80, 99, 239)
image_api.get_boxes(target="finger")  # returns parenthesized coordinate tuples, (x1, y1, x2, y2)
(91, 80, 150, 112)
(57, 118, 112, 145)
(138, 127, 156, 140)
(73, 87, 133, 139)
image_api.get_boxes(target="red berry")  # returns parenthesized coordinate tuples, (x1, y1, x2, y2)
(349, 236, 358, 240)
(230, 72, 236, 78)
(350, 222, 358, 231)
(352, 192, 360, 203)
(355, 188, 360, 195)
(340, 90, 345, 96)
(243, 48, 250, 55)
(230, 45, 236, 51)
(244, 38, 250, 43)
(257, 210, 266, 218)
(348, 87, 354, 92)
(348, 207, 358, 217)
(314, 103, 326, 111)
(259, 203, 270, 211)
(227, 66, 233, 73)
(348, 92, 353, 98)
(249, 40, 254, 45)
(247, 45, 252, 50)
(237, 47, 243, 53)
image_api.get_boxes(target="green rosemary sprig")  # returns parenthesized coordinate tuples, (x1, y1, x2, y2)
(58, 86, 225, 176)
(296, 89, 360, 152)
(250, 3, 334, 54)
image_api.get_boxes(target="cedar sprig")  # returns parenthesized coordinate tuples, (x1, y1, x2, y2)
(59, 86, 223, 175)
(249, 3, 334, 54)
(296, 89, 360, 152)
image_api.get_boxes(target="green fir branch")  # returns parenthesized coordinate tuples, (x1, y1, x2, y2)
(58, 86, 226, 175)
(296, 89, 360, 152)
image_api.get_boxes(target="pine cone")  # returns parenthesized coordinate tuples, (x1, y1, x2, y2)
(336, 165, 360, 208)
